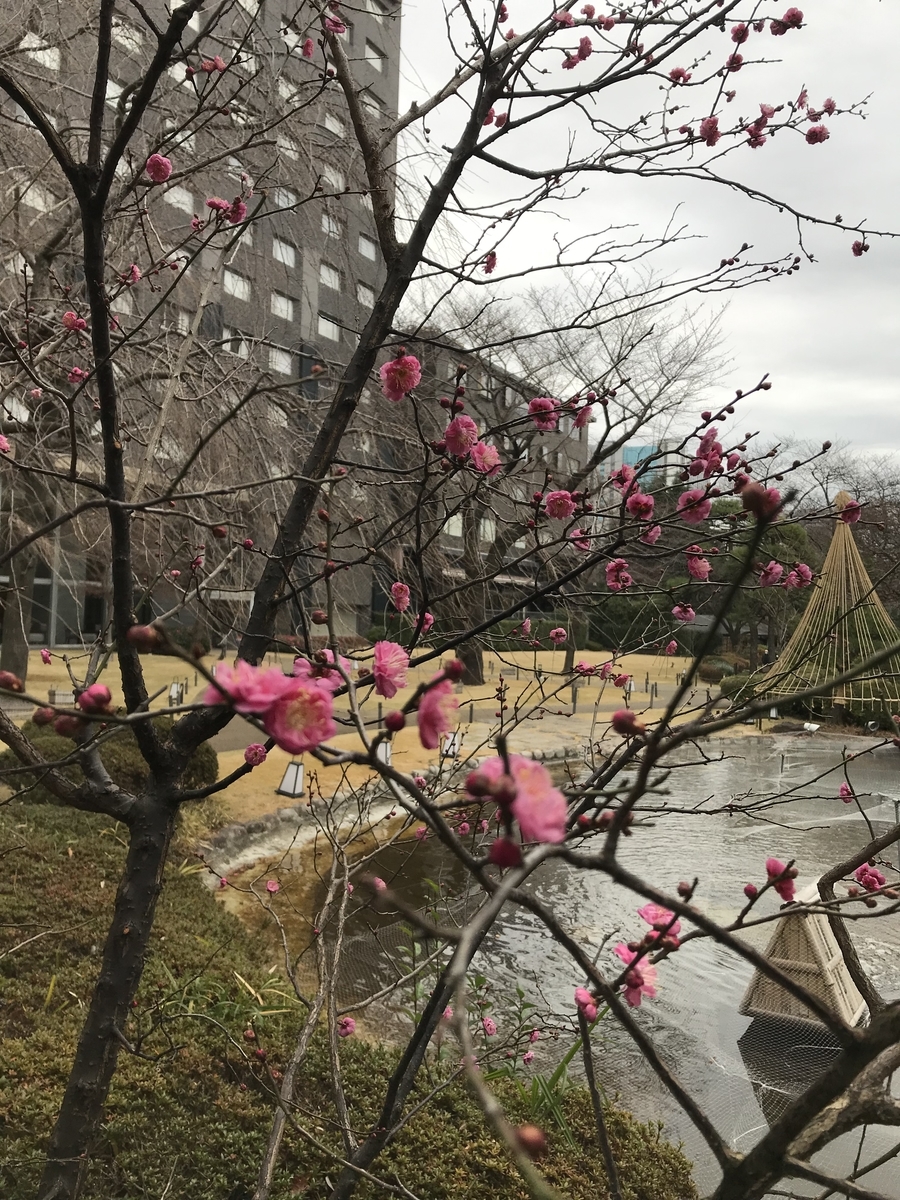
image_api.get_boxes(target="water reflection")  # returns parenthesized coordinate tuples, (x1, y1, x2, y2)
(305, 736, 900, 1195)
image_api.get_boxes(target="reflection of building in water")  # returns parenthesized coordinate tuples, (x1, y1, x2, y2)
(737, 1017, 842, 1128)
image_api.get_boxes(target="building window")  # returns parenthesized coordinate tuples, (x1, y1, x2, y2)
(366, 0, 387, 23)
(163, 121, 196, 155)
(164, 184, 194, 214)
(281, 22, 301, 52)
(322, 112, 346, 138)
(278, 77, 298, 103)
(113, 290, 133, 315)
(365, 41, 385, 71)
(362, 91, 383, 115)
(270, 292, 294, 321)
(317, 312, 341, 341)
(274, 186, 297, 209)
(480, 516, 497, 543)
(235, 50, 257, 74)
(20, 183, 55, 212)
(168, 306, 191, 334)
(111, 17, 143, 52)
(278, 134, 299, 159)
(224, 269, 251, 301)
(320, 262, 341, 291)
(322, 212, 343, 238)
(357, 281, 375, 308)
(272, 237, 296, 267)
(105, 79, 124, 108)
(20, 32, 60, 69)
(445, 513, 463, 538)
(269, 346, 293, 374)
(222, 327, 251, 358)
(322, 164, 345, 192)
(358, 233, 378, 261)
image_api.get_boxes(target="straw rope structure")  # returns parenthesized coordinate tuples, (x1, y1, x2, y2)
(762, 492, 900, 710)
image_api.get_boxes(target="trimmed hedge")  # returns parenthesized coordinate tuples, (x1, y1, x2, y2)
(0, 805, 698, 1200)
(0, 717, 218, 806)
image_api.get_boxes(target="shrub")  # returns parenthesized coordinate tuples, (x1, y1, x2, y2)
(0, 717, 218, 806)
(0, 805, 698, 1200)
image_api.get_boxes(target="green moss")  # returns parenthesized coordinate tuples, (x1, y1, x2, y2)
(0, 805, 697, 1200)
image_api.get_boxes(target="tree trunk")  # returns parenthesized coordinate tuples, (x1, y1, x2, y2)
(0, 549, 36, 685)
(458, 639, 484, 686)
(38, 802, 176, 1200)
(747, 621, 759, 671)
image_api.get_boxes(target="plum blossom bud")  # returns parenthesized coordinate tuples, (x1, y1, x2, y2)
(244, 743, 267, 766)
(32, 706, 56, 726)
(743, 883, 758, 899)
(302, 37, 314, 57)
(489, 837, 523, 867)
(145, 153, 173, 183)
(311, 609, 328, 624)
(54, 714, 86, 738)
(443, 658, 465, 681)
(516, 1124, 548, 1159)
(611, 709, 645, 737)
(384, 711, 405, 732)
(265, 879, 280, 894)
(77, 683, 112, 713)
(338, 1016, 356, 1037)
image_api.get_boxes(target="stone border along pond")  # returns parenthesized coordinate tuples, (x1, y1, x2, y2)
(196, 743, 586, 883)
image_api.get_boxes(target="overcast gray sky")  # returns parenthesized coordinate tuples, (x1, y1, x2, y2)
(394, 1, 900, 457)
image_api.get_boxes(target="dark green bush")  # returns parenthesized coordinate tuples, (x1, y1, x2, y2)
(0, 716, 218, 805)
(0, 805, 697, 1200)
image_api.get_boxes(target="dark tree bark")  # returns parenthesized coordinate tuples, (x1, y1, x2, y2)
(0, 548, 36, 684)
(37, 802, 175, 1200)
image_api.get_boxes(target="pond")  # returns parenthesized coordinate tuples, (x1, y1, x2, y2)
(275, 736, 900, 1196)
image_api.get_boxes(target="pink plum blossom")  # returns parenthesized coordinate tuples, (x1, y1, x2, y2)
(417, 677, 458, 749)
(611, 710, 645, 737)
(758, 561, 784, 587)
(641, 524, 662, 546)
(573, 403, 594, 429)
(549, 627, 567, 644)
(482, 1017, 497, 1036)
(552, 10, 574, 25)
(677, 488, 712, 524)
(855, 864, 886, 892)
(474, 755, 567, 844)
(228, 199, 248, 224)
(527, 396, 560, 431)
(626, 491, 654, 521)
(77, 683, 112, 713)
(839, 781, 854, 803)
(445, 414, 479, 456)
(244, 743, 267, 766)
(338, 1016, 356, 1037)
(609, 464, 636, 494)
(483, 251, 497, 274)
(614, 944, 658, 1006)
(266, 879, 280, 894)
(470, 441, 501, 474)
(766, 857, 797, 902)
(62, 311, 87, 332)
(372, 877, 387, 892)
(202, 661, 297, 715)
(488, 837, 523, 867)
(529, 1029, 540, 1043)
(206, 196, 231, 213)
(262, 681, 337, 753)
(783, 563, 814, 589)
(575, 987, 598, 1022)
(302, 37, 314, 57)
(373, 641, 409, 697)
(390, 581, 411, 612)
(665, 640, 678, 655)
(852, 240, 868, 258)
(523, 1050, 535, 1065)
(145, 153, 173, 183)
(606, 559, 632, 592)
(699, 115, 720, 146)
(839, 499, 862, 524)
(638, 903, 681, 941)
(806, 124, 830, 145)
(419, 612, 435, 634)
(324, 16, 346, 33)
(570, 528, 592, 552)
(67, 367, 87, 384)
(686, 555, 711, 582)
(544, 489, 576, 520)
(669, 67, 691, 84)
(379, 353, 422, 402)
(672, 603, 695, 623)
(40, 648, 52, 665)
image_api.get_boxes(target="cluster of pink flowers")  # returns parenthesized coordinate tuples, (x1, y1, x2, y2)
(373, 641, 409, 698)
(766, 857, 798, 902)
(770, 7, 804, 36)
(390, 581, 410, 612)
(380, 352, 422, 402)
(758, 561, 784, 587)
(605, 558, 632, 592)
(468, 754, 568, 845)
(203, 660, 336, 754)
(609, 463, 636, 494)
(638, 902, 681, 946)
(855, 863, 886, 893)
(690, 426, 729, 478)
(62, 311, 87, 332)
(528, 396, 560, 431)
(613, 944, 658, 1007)
(669, 67, 691, 85)
(699, 116, 720, 147)
(205, 195, 247, 225)
(544, 489, 576, 520)
(562, 35, 593, 69)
